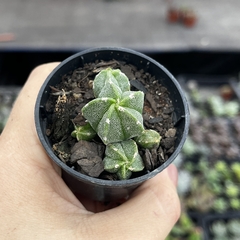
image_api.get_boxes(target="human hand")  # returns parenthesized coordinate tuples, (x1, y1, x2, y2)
(0, 63, 180, 240)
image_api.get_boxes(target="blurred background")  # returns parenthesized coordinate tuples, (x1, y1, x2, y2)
(1, 0, 240, 239)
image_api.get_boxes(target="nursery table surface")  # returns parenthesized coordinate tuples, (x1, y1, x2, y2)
(1, 0, 240, 51)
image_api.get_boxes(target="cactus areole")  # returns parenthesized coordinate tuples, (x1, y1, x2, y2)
(71, 68, 161, 180)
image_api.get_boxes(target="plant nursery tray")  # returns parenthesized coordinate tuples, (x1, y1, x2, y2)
(177, 74, 240, 162)
(173, 74, 240, 239)
(177, 74, 239, 100)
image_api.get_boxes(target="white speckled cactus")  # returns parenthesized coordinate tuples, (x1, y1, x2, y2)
(93, 68, 131, 99)
(82, 68, 145, 145)
(135, 129, 161, 149)
(103, 139, 144, 180)
(71, 68, 161, 180)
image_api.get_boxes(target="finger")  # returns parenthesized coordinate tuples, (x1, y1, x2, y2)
(0, 63, 87, 209)
(1, 63, 59, 147)
(1, 63, 60, 168)
(85, 165, 180, 240)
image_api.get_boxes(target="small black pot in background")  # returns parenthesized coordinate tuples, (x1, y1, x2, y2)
(35, 47, 190, 202)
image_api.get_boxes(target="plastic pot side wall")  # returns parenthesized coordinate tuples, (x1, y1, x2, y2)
(35, 47, 190, 201)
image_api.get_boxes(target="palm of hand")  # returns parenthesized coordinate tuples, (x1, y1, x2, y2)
(0, 63, 180, 240)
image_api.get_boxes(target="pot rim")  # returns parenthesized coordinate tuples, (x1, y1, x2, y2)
(35, 46, 190, 188)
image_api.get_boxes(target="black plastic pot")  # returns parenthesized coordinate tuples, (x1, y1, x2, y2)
(35, 47, 190, 202)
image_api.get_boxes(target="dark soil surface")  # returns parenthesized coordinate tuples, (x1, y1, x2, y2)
(45, 60, 176, 180)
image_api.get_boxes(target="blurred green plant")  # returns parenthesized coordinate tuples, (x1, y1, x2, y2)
(182, 137, 197, 157)
(231, 162, 240, 181)
(210, 218, 240, 240)
(210, 220, 227, 237)
(225, 181, 239, 198)
(180, 159, 240, 213)
(212, 198, 228, 213)
(230, 198, 240, 210)
(166, 212, 203, 240)
(207, 96, 239, 117)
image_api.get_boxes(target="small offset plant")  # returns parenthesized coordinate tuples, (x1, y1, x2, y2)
(72, 68, 161, 180)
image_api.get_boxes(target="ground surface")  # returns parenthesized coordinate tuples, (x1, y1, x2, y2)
(1, 0, 240, 51)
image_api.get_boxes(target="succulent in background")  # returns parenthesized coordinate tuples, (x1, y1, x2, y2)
(210, 220, 228, 237)
(230, 198, 240, 210)
(166, 212, 203, 240)
(184, 161, 195, 172)
(188, 80, 201, 104)
(210, 182, 223, 195)
(181, 157, 240, 212)
(178, 77, 240, 234)
(224, 101, 239, 117)
(198, 158, 209, 172)
(186, 179, 215, 213)
(204, 168, 221, 185)
(210, 218, 240, 240)
(177, 169, 192, 196)
(227, 219, 240, 236)
(207, 95, 239, 117)
(215, 160, 232, 180)
(212, 198, 228, 213)
(231, 162, 240, 181)
(182, 137, 197, 157)
(207, 96, 226, 116)
(212, 237, 230, 240)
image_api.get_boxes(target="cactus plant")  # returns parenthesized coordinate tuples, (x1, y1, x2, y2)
(135, 129, 161, 149)
(103, 139, 144, 180)
(71, 123, 96, 141)
(82, 68, 145, 145)
(71, 68, 162, 180)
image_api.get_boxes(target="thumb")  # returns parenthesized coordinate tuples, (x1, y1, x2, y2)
(87, 164, 180, 240)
